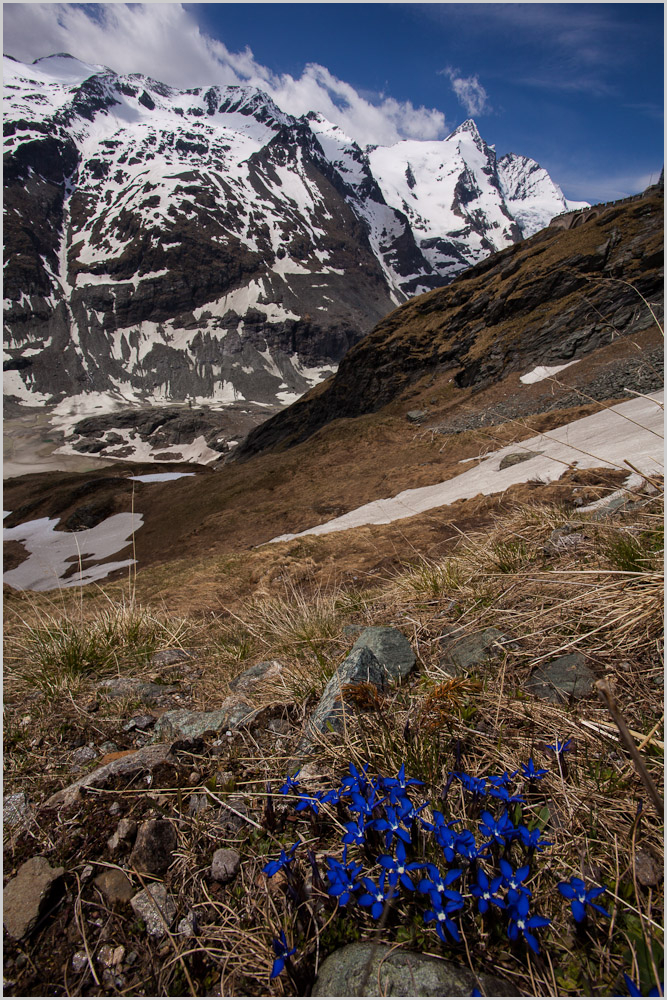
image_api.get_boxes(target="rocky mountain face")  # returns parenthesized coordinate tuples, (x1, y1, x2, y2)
(4, 52, 583, 462)
(234, 191, 664, 460)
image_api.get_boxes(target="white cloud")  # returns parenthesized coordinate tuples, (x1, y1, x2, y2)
(442, 66, 492, 117)
(2, 3, 448, 146)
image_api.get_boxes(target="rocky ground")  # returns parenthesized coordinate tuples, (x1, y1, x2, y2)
(3, 472, 663, 996)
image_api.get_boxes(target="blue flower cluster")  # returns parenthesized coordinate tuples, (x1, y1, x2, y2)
(262, 751, 609, 980)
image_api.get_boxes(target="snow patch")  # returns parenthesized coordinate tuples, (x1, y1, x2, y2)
(520, 361, 580, 384)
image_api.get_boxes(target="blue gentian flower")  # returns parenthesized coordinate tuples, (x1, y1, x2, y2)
(381, 764, 425, 804)
(507, 894, 550, 954)
(470, 868, 505, 914)
(278, 769, 301, 795)
(324, 853, 363, 905)
(623, 973, 665, 996)
(423, 887, 463, 942)
(374, 805, 412, 849)
(294, 790, 325, 815)
(379, 839, 423, 890)
(262, 841, 300, 877)
(358, 869, 397, 919)
(546, 738, 573, 756)
(499, 858, 532, 900)
(557, 877, 610, 921)
(270, 930, 296, 978)
(454, 827, 480, 860)
(453, 771, 487, 797)
(417, 863, 462, 897)
(521, 758, 548, 781)
(486, 769, 518, 787)
(342, 816, 369, 846)
(478, 809, 515, 847)
(516, 824, 553, 852)
(339, 761, 371, 795)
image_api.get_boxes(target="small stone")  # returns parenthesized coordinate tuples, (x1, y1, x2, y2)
(111, 945, 125, 966)
(71, 951, 88, 974)
(107, 817, 137, 853)
(130, 819, 178, 875)
(4, 792, 31, 828)
(97, 944, 115, 967)
(150, 648, 198, 668)
(188, 793, 209, 816)
(3, 856, 65, 940)
(123, 715, 156, 732)
(80, 865, 94, 881)
(210, 849, 241, 884)
(499, 449, 542, 470)
(439, 627, 506, 674)
(94, 869, 134, 903)
(635, 848, 662, 887)
(126, 951, 138, 966)
(406, 409, 427, 424)
(188, 770, 201, 785)
(130, 884, 176, 938)
(177, 912, 198, 937)
(70, 745, 98, 768)
(108, 801, 121, 816)
(99, 741, 119, 754)
(228, 659, 285, 695)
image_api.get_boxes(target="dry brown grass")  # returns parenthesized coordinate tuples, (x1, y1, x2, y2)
(3, 475, 663, 997)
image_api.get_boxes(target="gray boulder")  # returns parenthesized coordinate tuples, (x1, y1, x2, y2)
(312, 942, 514, 996)
(351, 626, 416, 681)
(305, 646, 386, 740)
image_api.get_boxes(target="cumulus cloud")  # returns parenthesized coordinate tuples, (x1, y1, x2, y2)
(2, 2, 447, 146)
(442, 66, 492, 117)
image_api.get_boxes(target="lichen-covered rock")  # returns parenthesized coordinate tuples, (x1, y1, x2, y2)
(439, 627, 506, 675)
(526, 652, 595, 702)
(305, 646, 386, 740)
(350, 626, 416, 680)
(152, 700, 253, 742)
(311, 942, 514, 996)
(228, 659, 285, 695)
(130, 884, 176, 938)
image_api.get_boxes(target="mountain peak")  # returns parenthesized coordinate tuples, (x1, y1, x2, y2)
(450, 118, 482, 140)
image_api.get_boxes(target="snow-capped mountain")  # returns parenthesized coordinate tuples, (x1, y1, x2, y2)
(3, 53, 585, 459)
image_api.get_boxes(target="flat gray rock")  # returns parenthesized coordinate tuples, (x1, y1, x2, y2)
(499, 450, 542, 470)
(150, 648, 198, 668)
(130, 884, 176, 938)
(311, 942, 514, 996)
(45, 743, 176, 808)
(228, 659, 285, 695)
(97, 677, 177, 703)
(3, 856, 65, 940)
(351, 626, 416, 681)
(440, 627, 506, 674)
(527, 652, 595, 703)
(152, 700, 254, 743)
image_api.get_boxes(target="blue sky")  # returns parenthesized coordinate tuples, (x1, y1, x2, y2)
(3, 3, 664, 202)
